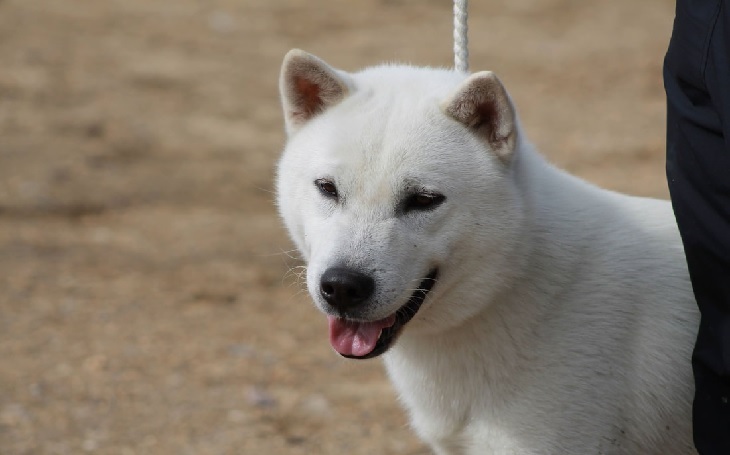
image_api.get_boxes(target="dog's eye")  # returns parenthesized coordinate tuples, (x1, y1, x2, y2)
(405, 192, 445, 212)
(315, 179, 338, 198)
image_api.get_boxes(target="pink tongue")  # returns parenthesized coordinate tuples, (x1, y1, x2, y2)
(328, 315, 397, 357)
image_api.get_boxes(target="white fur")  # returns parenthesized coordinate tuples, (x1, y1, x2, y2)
(276, 50, 698, 455)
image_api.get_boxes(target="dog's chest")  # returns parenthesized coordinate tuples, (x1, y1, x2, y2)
(384, 347, 531, 455)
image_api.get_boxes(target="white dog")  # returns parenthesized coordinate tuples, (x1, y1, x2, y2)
(276, 49, 699, 455)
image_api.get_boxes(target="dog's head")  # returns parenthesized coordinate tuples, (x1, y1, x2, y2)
(276, 50, 525, 359)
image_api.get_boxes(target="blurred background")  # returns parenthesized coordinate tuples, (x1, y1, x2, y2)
(0, 0, 674, 453)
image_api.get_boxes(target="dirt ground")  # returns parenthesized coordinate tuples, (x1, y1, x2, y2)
(0, 0, 677, 453)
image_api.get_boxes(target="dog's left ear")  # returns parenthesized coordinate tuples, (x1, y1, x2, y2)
(280, 49, 354, 135)
(441, 71, 516, 162)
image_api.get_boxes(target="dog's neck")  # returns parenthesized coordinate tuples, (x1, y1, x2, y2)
(383, 136, 612, 434)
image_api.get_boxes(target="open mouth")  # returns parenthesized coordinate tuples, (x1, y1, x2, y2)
(327, 269, 439, 360)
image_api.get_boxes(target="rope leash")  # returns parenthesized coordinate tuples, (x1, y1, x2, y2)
(453, 0, 469, 73)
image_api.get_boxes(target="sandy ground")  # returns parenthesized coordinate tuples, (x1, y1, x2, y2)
(0, 0, 676, 453)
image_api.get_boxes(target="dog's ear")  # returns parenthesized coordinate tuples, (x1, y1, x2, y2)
(441, 71, 516, 162)
(279, 49, 353, 135)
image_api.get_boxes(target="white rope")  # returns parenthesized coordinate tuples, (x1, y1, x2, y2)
(453, 0, 469, 73)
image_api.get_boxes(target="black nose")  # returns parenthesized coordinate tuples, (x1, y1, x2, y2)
(319, 267, 375, 311)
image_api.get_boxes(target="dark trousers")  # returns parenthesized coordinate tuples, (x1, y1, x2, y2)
(665, 0, 730, 452)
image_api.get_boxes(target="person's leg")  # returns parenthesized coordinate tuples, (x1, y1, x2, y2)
(665, 0, 730, 452)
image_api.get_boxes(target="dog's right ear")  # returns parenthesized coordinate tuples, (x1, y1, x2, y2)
(279, 49, 353, 135)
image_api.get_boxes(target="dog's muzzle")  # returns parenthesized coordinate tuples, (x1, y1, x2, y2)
(324, 268, 439, 359)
